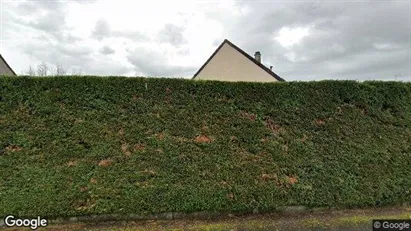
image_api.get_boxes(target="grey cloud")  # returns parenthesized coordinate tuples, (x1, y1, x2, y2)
(331, 50, 409, 77)
(290, 2, 409, 64)
(126, 48, 196, 77)
(4, 0, 82, 45)
(15, 0, 97, 33)
(157, 24, 187, 46)
(225, 0, 410, 80)
(338, 3, 409, 45)
(23, 33, 93, 58)
(9, 1, 68, 34)
(87, 62, 131, 76)
(177, 48, 190, 56)
(17, 0, 64, 14)
(90, 20, 149, 42)
(18, 0, 95, 11)
(100, 46, 116, 55)
(19, 36, 94, 72)
(18, 1, 41, 15)
(4, 0, 410, 80)
(21, 40, 128, 76)
(92, 20, 111, 41)
(53, 33, 83, 43)
(113, 31, 149, 41)
(4, 1, 163, 77)
(28, 12, 67, 32)
(56, 45, 94, 57)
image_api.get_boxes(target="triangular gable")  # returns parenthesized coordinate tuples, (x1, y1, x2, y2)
(192, 39, 284, 81)
(0, 54, 16, 76)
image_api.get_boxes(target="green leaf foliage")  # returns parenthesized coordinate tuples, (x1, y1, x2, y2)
(0, 76, 410, 217)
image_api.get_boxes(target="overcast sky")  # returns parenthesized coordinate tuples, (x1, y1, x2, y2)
(1, 0, 410, 81)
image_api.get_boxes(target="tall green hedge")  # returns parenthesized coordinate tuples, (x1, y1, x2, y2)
(0, 76, 410, 218)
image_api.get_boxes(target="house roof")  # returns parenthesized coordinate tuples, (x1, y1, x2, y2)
(192, 39, 285, 81)
(0, 54, 16, 76)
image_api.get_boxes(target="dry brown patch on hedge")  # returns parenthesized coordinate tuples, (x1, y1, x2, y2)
(121, 143, 131, 156)
(5, 145, 22, 152)
(98, 159, 113, 167)
(240, 111, 257, 121)
(194, 135, 212, 143)
(67, 160, 77, 167)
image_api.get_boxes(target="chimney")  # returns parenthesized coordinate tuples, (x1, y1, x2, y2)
(254, 51, 261, 63)
(270, 66, 273, 71)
